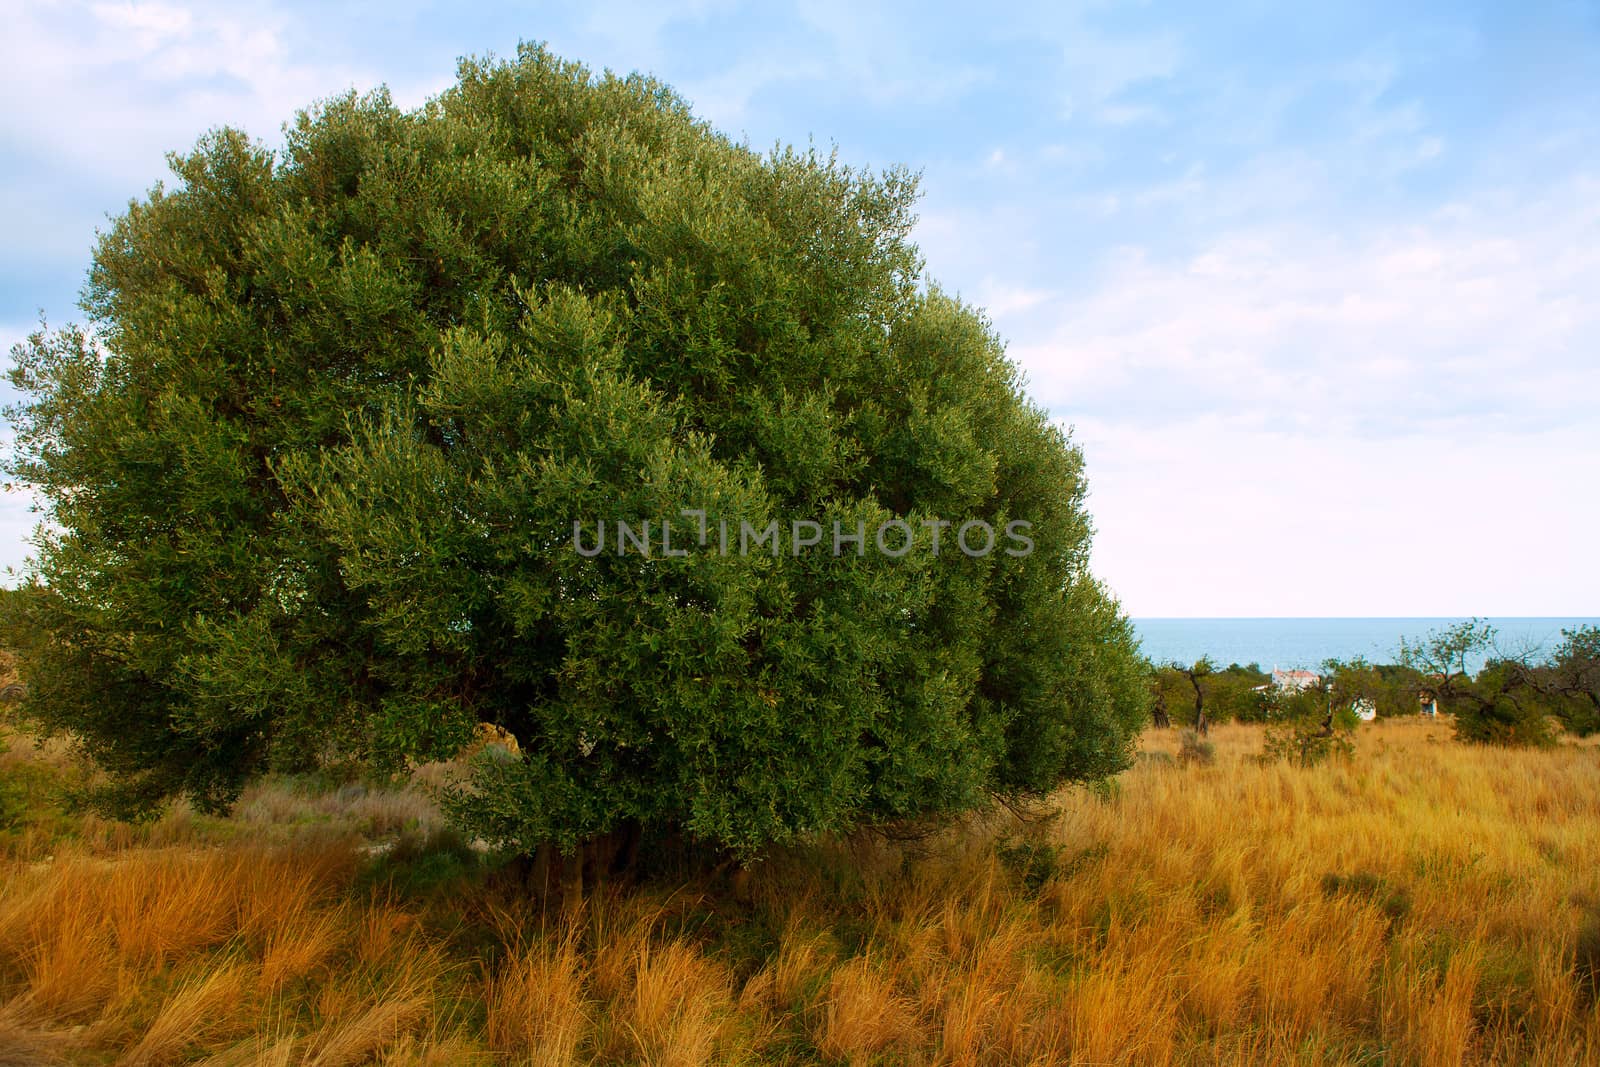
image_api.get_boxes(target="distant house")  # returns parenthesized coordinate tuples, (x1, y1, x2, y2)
(1272, 668, 1322, 692)
(1351, 698, 1378, 722)
(1417, 688, 1438, 717)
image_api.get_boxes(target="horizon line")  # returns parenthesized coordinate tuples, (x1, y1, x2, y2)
(1130, 615, 1600, 621)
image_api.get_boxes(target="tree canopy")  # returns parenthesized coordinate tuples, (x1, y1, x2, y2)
(2, 45, 1148, 859)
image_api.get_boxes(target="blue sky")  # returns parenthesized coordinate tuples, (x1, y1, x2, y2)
(3, 0, 1598, 615)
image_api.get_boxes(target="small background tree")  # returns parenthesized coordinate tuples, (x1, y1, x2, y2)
(1322, 657, 1424, 720)
(1173, 659, 1214, 735)
(1148, 659, 1268, 732)
(1399, 620, 1592, 747)
(1261, 674, 1355, 767)
(1545, 626, 1600, 737)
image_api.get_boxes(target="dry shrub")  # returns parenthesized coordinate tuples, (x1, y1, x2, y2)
(935, 963, 1008, 1064)
(0, 841, 355, 1057)
(100, 853, 243, 966)
(486, 931, 589, 1064)
(590, 904, 660, 1005)
(7, 902, 117, 1020)
(232, 776, 442, 838)
(121, 962, 252, 1066)
(1061, 954, 1177, 1067)
(356, 905, 423, 966)
(301, 990, 434, 1067)
(758, 920, 836, 1014)
(1403, 943, 1482, 1066)
(192, 1035, 299, 1067)
(0, 998, 82, 1065)
(925, 916, 1040, 1064)
(1177, 728, 1216, 767)
(1251, 897, 1384, 1037)
(1179, 910, 1255, 1030)
(259, 906, 349, 993)
(374, 1034, 491, 1066)
(301, 949, 448, 1067)
(815, 955, 919, 1063)
(621, 938, 732, 1067)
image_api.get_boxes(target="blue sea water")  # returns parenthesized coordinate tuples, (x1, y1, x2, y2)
(1130, 618, 1600, 673)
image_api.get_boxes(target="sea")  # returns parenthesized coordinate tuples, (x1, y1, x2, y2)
(1130, 618, 1600, 674)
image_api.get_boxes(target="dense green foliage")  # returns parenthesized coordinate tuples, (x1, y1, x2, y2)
(2, 45, 1147, 858)
(1260, 682, 1356, 767)
(1149, 659, 1270, 729)
(1321, 658, 1425, 720)
(1547, 626, 1600, 737)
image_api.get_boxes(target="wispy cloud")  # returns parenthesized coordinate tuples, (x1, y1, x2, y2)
(4, 2, 362, 171)
(1055, 23, 1181, 125)
(1013, 174, 1600, 438)
(1002, 171, 1600, 614)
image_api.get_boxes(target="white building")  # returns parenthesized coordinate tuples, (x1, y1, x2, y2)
(1272, 668, 1322, 691)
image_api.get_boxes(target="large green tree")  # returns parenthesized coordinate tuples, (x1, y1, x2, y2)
(3, 45, 1147, 859)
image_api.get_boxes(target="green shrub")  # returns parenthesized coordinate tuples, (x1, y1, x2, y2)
(1401, 623, 1557, 747)
(358, 825, 483, 901)
(1262, 720, 1355, 767)
(1258, 682, 1354, 767)
(0, 736, 16, 830)
(1451, 692, 1556, 748)
(997, 839, 1108, 895)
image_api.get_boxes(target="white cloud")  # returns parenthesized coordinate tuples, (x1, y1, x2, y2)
(1012, 176, 1600, 438)
(574, 0, 738, 67)
(90, 0, 193, 41)
(674, 55, 829, 129)
(667, 0, 992, 132)
(1054, 20, 1180, 125)
(1077, 414, 1600, 617)
(0, 1, 440, 181)
(972, 280, 1055, 318)
(991, 177, 1600, 616)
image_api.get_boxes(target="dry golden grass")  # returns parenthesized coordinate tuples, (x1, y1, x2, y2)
(0, 716, 1597, 1064)
(121, 962, 253, 1066)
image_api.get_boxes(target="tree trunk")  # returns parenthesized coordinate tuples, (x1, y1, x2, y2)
(529, 842, 553, 899)
(732, 864, 754, 903)
(1182, 669, 1208, 736)
(561, 844, 584, 912)
(613, 819, 643, 877)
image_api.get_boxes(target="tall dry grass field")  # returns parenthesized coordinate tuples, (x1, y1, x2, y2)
(1, 717, 1597, 1064)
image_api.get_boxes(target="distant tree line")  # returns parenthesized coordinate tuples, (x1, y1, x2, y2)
(1144, 621, 1600, 749)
